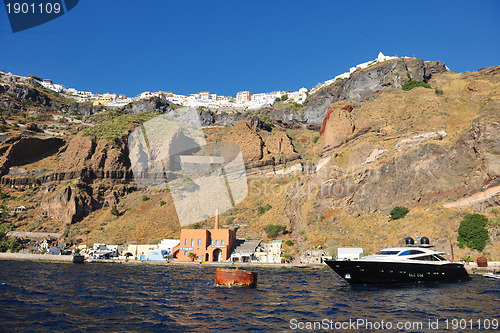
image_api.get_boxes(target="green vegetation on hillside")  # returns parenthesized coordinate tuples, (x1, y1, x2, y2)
(257, 204, 272, 216)
(264, 224, 286, 238)
(82, 112, 159, 140)
(389, 206, 410, 220)
(488, 216, 500, 228)
(0, 223, 22, 253)
(457, 213, 489, 251)
(110, 205, 120, 216)
(0, 223, 10, 240)
(402, 80, 432, 91)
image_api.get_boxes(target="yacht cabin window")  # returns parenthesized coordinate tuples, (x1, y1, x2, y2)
(376, 250, 400, 255)
(398, 250, 425, 256)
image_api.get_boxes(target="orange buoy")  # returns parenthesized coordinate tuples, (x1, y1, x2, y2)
(214, 268, 258, 288)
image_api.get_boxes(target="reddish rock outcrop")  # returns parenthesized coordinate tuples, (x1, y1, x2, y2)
(262, 131, 299, 163)
(318, 103, 355, 151)
(41, 182, 98, 224)
(224, 121, 267, 163)
(223, 121, 299, 168)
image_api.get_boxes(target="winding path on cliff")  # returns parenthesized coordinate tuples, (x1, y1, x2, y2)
(443, 185, 500, 209)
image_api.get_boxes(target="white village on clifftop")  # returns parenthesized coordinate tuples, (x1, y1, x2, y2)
(20, 52, 402, 110)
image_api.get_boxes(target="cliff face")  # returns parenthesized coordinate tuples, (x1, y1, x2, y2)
(0, 76, 103, 117)
(349, 117, 500, 213)
(313, 66, 500, 215)
(0, 119, 298, 225)
(195, 59, 448, 128)
(0, 136, 64, 177)
(303, 59, 448, 125)
(41, 182, 98, 225)
(223, 120, 299, 167)
(123, 97, 174, 114)
(55, 135, 131, 179)
(0, 134, 132, 187)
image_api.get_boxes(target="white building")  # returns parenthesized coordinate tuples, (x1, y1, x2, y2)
(38, 79, 65, 93)
(255, 240, 283, 263)
(310, 52, 401, 95)
(236, 91, 252, 104)
(337, 247, 364, 260)
(158, 239, 180, 258)
(136, 91, 153, 100)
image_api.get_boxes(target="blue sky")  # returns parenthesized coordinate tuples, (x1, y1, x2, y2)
(1, 0, 499, 97)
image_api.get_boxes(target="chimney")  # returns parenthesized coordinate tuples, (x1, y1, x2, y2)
(214, 209, 219, 229)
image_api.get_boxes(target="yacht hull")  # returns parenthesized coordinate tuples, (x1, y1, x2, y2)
(324, 259, 470, 284)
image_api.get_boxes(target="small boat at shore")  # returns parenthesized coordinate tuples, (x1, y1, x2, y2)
(325, 237, 470, 284)
(72, 255, 85, 263)
(215, 268, 258, 288)
(482, 272, 500, 280)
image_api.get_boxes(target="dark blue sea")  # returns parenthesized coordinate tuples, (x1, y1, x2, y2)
(0, 260, 498, 332)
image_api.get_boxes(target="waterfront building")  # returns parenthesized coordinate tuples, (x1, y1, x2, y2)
(337, 247, 364, 260)
(300, 249, 328, 264)
(124, 244, 159, 260)
(87, 244, 120, 259)
(158, 239, 180, 258)
(230, 239, 261, 262)
(254, 240, 283, 263)
(148, 249, 167, 261)
(173, 213, 236, 262)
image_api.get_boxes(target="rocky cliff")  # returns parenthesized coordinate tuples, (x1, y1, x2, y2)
(303, 59, 448, 125)
(313, 66, 500, 215)
(0, 61, 498, 260)
(349, 117, 500, 213)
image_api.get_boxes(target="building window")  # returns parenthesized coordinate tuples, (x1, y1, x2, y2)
(216, 240, 219, 245)
(221, 240, 225, 246)
(197, 239, 201, 246)
(184, 251, 188, 256)
(191, 239, 194, 247)
(184, 239, 188, 246)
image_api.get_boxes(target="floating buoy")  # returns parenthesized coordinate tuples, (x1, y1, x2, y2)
(214, 268, 258, 288)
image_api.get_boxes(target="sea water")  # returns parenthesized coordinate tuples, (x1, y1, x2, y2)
(0, 260, 498, 332)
